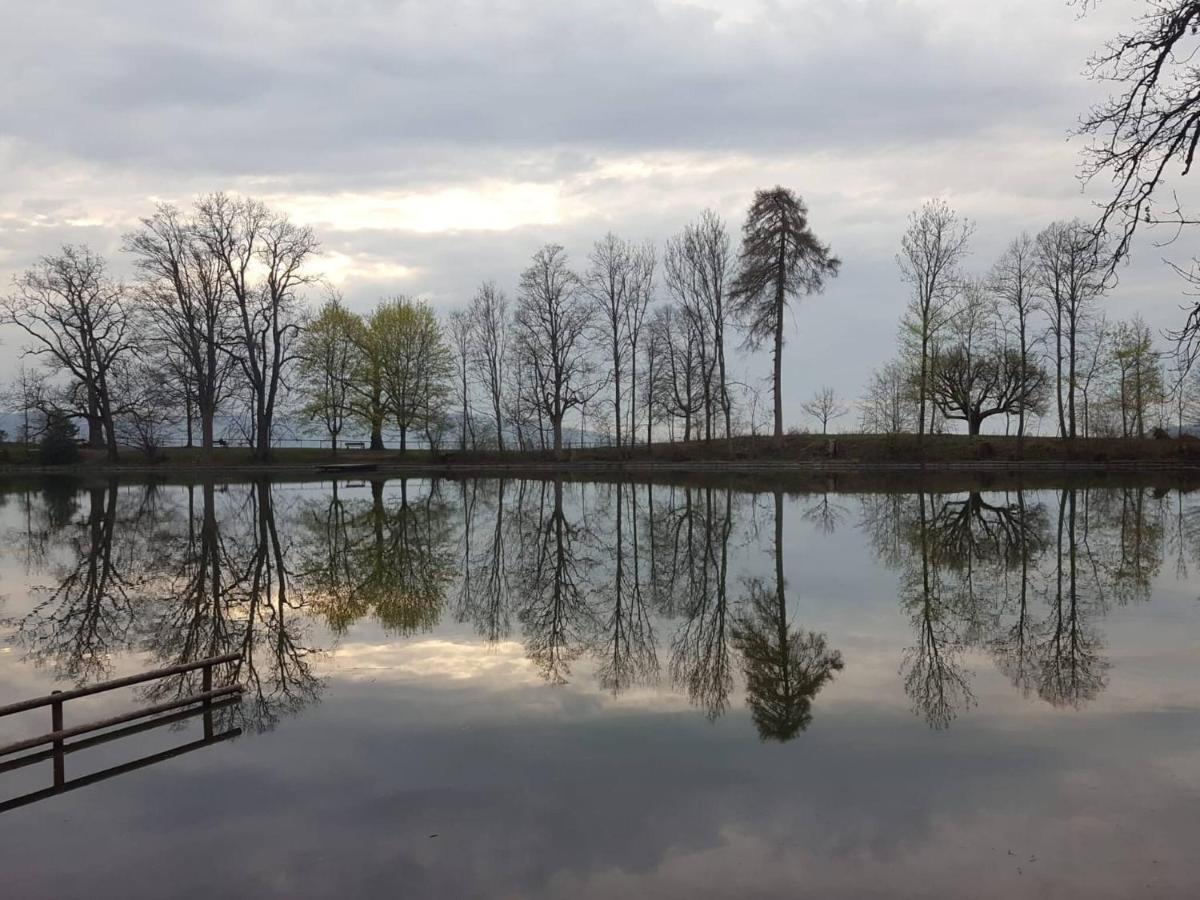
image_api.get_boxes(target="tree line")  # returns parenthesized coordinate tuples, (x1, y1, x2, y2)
(860, 199, 1177, 440)
(1, 187, 840, 460)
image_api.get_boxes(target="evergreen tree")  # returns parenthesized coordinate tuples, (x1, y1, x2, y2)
(39, 408, 81, 464)
(730, 187, 840, 438)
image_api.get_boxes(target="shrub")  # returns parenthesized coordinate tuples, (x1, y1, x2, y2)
(39, 410, 81, 465)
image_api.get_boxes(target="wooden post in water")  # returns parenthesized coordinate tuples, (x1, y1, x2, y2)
(50, 690, 64, 787)
(201, 662, 213, 740)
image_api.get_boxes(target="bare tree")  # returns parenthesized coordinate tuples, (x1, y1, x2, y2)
(468, 281, 509, 451)
(860, 359, 917, 434)
(448, 308, 474, 450)
(513, 244, 598, 451)
(2, 364, 49, 442)
(801, 386, 848, 433)
(1077, 2, 1200, 268)
(193, 193, 318, 460)
(665, 211, 732, 441)
(1036, 220, 1109, 438)
(1078, 315, 1112, 438)
(898, 199, 974, 443)
(928, 280, 1048, 435)
(989, 232, 1041, 444)
(124, 202, 237, 457)
(585, 233, 636, 447)
(653, 303, 706, 441)
(625, 244, 655, 445)
(641, 304, 673, 445)
(730, 187, 841, 439)
(2, 246, 135, 460)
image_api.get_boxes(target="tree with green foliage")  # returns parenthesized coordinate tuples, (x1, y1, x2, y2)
(346, 305, 391, 450)
(373, 297, 453, 452)
(1110, 316, 1163, 438)
(298, 295, 362, 453)
(729, 187, 841, 439)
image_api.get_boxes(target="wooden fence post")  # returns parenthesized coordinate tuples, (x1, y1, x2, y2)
(51, 690, 64, 787)
(201, 662, 213, 739)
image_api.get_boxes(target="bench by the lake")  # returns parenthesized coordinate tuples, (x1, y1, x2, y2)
(343, 441, 367, 450)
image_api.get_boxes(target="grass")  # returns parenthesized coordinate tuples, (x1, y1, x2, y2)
(5, 432, 1200, 472)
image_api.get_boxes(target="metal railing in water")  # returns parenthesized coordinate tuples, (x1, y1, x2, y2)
(0, 652, 243, 813)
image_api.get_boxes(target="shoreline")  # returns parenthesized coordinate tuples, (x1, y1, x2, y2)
(5, 457, 1200, 497)
(6, 433, 1200, 487)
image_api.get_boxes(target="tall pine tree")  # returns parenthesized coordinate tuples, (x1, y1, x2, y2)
(729, 187, 840, 438)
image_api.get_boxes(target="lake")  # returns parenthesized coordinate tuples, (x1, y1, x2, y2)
(0, 474, 1197, 898)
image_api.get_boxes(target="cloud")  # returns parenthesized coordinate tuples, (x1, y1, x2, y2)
(0, 0, 1189, 423)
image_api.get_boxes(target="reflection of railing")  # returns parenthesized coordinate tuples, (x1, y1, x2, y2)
(0, 653, 243, 814)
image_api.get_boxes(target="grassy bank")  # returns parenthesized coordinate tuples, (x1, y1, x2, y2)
(5, 432, 1200, 475)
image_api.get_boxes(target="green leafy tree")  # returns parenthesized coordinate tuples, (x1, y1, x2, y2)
(373, 297, 454, 452)
(298, 296, 361, 453)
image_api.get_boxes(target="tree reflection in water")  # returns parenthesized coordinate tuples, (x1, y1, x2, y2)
(733, 491, 843, 741)
(6, 478, 144, 684)
(0, 476, 1178, 739)
(863, 484, 1162, 726)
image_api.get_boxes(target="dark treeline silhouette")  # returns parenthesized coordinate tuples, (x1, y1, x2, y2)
(2, 475, 1182, 739)
(0, 186, 849, 459)
(866, 199, 1182, 441)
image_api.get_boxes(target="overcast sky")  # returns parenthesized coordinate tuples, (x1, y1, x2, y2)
(0, 0, 1192, 430)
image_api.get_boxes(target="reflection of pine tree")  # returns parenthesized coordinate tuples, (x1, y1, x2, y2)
(733, 492, 843, 742)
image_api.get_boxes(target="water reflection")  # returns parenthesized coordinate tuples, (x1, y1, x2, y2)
(0, 476, 1183, 739)
(861, 485, 1166, 726)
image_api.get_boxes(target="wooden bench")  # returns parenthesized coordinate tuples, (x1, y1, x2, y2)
(343, 441, 367, 450)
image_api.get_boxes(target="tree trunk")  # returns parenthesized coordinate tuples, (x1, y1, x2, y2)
(918, 332, 928, 446)
(201, 410, 215, 457)
(185, 394, 194, 448)
(1067, 321, 1077, 439)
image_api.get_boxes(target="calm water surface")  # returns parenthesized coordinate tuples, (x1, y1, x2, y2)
(0, 475, 1197, 898)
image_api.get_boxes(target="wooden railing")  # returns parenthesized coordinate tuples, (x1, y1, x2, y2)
(0, 653, 243, 813)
